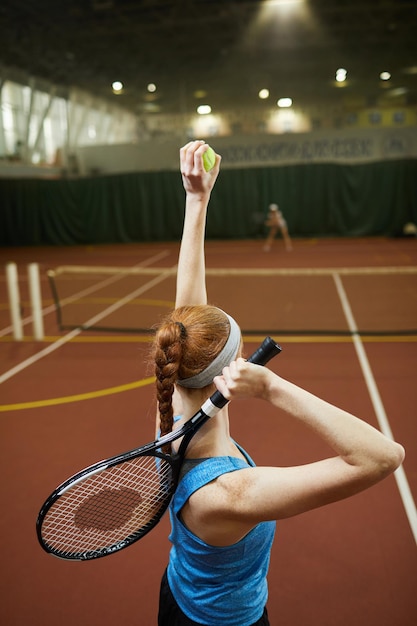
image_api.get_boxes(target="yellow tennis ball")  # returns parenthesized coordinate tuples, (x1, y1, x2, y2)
(202, 146, 216, 172)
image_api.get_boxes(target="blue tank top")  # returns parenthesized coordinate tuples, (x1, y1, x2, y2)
(167, 445, 276, 626)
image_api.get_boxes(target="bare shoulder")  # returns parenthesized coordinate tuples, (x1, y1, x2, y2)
(181, 467, 263, 546)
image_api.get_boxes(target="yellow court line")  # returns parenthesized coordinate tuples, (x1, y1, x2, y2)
(1, 334, 417, 345)
(243, 335, 417, 343)
(59, 297, 174, 307)
(0, 335, 153, 343)
(0, 376, 155, 412)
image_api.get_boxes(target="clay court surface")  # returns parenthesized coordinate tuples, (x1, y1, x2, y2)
(1, 236, 416, 625)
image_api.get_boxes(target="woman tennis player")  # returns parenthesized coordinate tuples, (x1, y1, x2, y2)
(152, 140, 404, 626)
(263, 203, 292, 252)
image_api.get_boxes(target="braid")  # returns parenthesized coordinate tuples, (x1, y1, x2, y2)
(154, 323, 184, 449)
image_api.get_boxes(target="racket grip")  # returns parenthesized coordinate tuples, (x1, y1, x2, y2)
(246, 336, 282, 366)
(209, 336, 282, 410)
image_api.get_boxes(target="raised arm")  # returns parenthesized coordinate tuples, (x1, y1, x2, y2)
(176, 140, 221, 308)
(155, 141, 221, 435)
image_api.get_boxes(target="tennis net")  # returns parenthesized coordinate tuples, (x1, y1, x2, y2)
(46, 264, 417, 336)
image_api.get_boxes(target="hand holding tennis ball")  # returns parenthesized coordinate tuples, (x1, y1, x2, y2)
(202, 145, 216, 172)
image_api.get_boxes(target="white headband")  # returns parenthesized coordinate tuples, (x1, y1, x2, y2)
(177, 312, 241, 389)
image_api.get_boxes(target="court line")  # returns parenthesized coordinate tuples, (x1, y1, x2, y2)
(333, 272, 417, 545)
(51, 265, 417, 276)
(0, 260, 175, 386)
(51, 296, 174, 307)
(0, 376, 155, 412)
(1, 334, 417, 345)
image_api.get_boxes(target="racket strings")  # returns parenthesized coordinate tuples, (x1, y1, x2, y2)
(40, 454, 173, 559)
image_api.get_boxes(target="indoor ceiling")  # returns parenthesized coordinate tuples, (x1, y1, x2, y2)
(1, 0, 416, 116)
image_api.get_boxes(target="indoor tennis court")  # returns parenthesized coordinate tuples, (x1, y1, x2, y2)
(0, 236, 416, 626)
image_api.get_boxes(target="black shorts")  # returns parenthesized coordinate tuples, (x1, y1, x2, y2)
(158, 569, 270, 626)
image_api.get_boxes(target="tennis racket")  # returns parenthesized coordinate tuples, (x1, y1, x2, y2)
(36, 336, 281, 561)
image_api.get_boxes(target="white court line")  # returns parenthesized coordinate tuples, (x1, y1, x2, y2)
(0, 250, 170, 338)
(0, 255, 175, 386)
(333, 272, 417, 545)
(46, 265, 417, 276)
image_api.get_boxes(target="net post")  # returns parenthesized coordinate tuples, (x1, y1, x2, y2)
(6, 262, 24, 341)
(28, 263, 44, 341)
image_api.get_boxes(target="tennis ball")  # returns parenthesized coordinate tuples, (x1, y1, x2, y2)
(202, 146, 216, 172)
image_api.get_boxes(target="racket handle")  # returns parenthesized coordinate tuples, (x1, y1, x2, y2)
(209, 336, 282, 410)
(246, 336, 282, 367)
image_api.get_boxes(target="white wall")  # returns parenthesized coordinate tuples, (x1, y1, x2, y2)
(75, 127, 417, 175)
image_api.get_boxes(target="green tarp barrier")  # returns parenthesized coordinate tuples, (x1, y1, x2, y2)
(1, 159, 416, 246)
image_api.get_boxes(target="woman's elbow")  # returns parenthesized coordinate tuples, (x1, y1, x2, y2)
(378, 442, 405, 477)
(391, 441, 406, 469)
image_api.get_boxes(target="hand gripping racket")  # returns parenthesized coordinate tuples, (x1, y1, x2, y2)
(36, 337, 281, 561)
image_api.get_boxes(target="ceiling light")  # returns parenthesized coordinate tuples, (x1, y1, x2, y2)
(277, 97, 292, 108)
(147, 83, 156, 93)
(112, 81, 123, 93)
(335, 68, 347, 82)
(259, 88, 270, 99)
(380, 71, 391, 81)
(197, 104, 212, 115)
